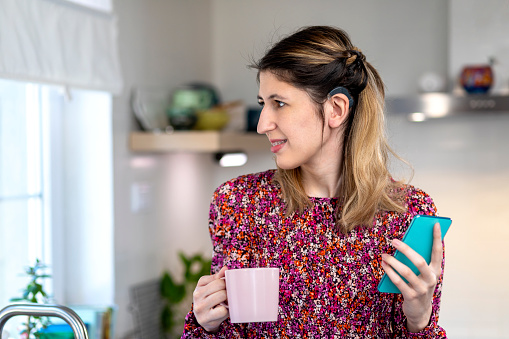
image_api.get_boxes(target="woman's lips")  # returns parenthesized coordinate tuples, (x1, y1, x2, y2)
(270, 139, 287, 153)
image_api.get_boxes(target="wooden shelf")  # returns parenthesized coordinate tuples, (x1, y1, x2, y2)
(129, 131, 270, 153)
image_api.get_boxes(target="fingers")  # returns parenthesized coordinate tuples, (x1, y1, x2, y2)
(194, 267, 228, 301)
(196, 266, 228, 288)
(193, 266, 229, 332)
(194, 277, 226, 301)
(381, 255, 413, 295)
(382, 223, 444, 293)
(430, 223, 443, 271)
(392, 225, 442, 279)
(194, 297, 229, 333)
(207, 303, 229, 320)
(193, 287, 228, 314)
(392, 238, 434, 282)
(216, 265, 228, 278)
(208, 289, 228, 309)
(381, 220, 445, 332)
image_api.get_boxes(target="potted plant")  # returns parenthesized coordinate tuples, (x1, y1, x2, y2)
(160, 252, 211, 338)
(10, 259, 52, 339)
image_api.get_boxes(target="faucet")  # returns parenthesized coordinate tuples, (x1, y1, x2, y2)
(0, 303, 89, 339)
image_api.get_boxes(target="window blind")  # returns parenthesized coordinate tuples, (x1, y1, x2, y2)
(0, 0, 123, 94)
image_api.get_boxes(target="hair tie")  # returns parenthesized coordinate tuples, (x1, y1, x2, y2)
(328, 86, 354, 108)
(346, 48, 366, 65)
(347, 48, 368, 92)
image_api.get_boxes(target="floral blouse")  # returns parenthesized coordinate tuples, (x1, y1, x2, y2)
(182, 170, 447, 338)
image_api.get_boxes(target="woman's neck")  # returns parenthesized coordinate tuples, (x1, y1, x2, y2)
(300, 163, 342, 198)
(300, 126, 344, 198)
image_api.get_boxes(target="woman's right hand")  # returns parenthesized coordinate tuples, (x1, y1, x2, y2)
(192, 266, 229, 333)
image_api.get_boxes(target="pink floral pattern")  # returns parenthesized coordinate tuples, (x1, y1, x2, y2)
(182, 170, 446, 338)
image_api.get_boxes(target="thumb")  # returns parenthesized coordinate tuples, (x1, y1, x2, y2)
(215, 266, 228, 279)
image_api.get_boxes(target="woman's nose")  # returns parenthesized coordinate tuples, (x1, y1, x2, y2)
(256, 107, 276, 135)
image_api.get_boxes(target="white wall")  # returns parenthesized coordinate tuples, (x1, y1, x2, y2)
(387, 112, 509, 338)
(112, 0, 213, 336)
(211, 0, 449, 104)
(449, 0, 509, 95)
(436, 2, 509, 337)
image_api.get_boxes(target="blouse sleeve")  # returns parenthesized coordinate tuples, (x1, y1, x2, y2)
(391, 187, 447, 338)
(181, 181, 253, 338)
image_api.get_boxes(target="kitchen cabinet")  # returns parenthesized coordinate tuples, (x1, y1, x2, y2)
(129, 131, 269, 153)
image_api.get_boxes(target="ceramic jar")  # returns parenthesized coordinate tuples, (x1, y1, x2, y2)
(460, 65, 494, 94)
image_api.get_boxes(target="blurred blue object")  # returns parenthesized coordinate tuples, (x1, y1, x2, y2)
(39, 323, 83, 338)
(39, 305, 116, 339)
(247, 107, 262, 132)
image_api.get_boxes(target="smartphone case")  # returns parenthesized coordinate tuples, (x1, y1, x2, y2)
(377, 214, 452, 293)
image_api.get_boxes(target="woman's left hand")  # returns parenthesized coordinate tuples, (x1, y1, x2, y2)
(381, 222, 443, 333)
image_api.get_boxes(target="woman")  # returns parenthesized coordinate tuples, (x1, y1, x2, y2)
(182, 26, 447, 338)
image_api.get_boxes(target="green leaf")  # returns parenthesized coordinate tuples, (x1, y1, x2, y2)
(179, 252, 191, 267)
(158, 253, 212, 338)
(161, 304, 173, 333)
(34, 282, 44, 294)
(160, 271, 186, 304)
(188, 271, 202, 283)
(168, 284, 185, 304)
(185, 256, 211, 283)
(27, 282, 37, 293)
(160, 272, 174, 299)
(183, 254, 202, 282)
(201, 259, 212, 275)
(180, 253, 193, 281)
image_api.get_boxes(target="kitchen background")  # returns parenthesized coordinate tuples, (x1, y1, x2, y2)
(118, 1, 509, 338)
(2, 0, 508, 338)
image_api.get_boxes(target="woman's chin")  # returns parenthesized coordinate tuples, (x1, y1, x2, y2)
(275, 159, 300, 170)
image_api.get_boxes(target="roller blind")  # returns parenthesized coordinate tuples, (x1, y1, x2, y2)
(65, 0, 112, 12)
(0, 0, 123, 94)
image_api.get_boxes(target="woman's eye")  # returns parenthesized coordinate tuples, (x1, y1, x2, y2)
(257, 100, 265, 107)
(276, 100, 286, 108)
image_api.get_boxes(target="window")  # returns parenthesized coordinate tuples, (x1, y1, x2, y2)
(0, 3, 119, 334)
(0, 79, 48, 306)
(0, 78, 114, 310)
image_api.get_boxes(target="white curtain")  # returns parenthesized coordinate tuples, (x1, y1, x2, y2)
(64, 0, 112, 12)
(0, 0, 123, 94)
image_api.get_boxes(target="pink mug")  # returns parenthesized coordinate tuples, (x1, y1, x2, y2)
(224, 267, 279, 323)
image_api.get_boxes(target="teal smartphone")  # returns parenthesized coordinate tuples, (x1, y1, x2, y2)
(378, 214, 452, 294)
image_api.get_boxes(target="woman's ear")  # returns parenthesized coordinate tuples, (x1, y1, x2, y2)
(327, 93, 350, 129)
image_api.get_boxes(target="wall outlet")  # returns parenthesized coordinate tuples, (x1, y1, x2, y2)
(131, 182, 152, 214)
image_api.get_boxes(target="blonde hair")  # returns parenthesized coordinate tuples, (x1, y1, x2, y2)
(252, 26, 407, 233)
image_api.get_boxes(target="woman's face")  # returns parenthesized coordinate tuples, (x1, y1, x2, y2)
(257, 71, 340, 171)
